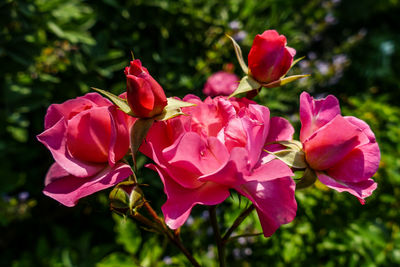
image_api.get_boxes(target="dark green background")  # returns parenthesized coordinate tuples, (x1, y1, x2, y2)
(1, 0, 399, 266)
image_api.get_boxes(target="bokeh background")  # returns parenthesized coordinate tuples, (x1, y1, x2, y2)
(1, 0, 400, 266)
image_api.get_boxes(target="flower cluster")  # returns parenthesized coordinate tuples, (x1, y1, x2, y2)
(37, 29, 380, 243)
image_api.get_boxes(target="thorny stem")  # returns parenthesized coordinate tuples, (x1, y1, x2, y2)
(222, 204, 255, 244)
(209, 206, 226, 267)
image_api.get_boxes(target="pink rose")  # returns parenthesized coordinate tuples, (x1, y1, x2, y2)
(37, 93, 133, 207)
(299, 92, 380, 203)
(202, 71, 239, 97)
(248, 30, 296, 84)
(125, 59, 168, 118)
(141, 95, 297, 236)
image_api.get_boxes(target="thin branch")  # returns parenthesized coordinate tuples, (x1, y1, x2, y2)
(222, 204, 255, 244)
(209, 206, 226, 267)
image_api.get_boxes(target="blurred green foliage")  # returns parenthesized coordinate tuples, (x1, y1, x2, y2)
(1, 0, 399, 266)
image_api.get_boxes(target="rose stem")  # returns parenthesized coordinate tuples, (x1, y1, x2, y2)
(222, 204, 255, 244)
(209, 205, 226, 267)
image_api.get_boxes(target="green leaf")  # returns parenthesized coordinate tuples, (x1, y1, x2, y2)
(229, 75, 260, 98)
(113, 214, 142, 255)
(154, 97, 195, 121)
(226, 34, 248, 74)
(47, 21, 64, 38)
(296, 168, 317, 189)
(266, 149, 307, 169)
(139, 236, 163, 266)
(92, 87, 135, 116)
(97, 252, 136, 267)
(130, 118, 154, 171)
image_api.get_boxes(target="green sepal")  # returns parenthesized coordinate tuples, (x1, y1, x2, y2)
(280, 56, 306, 78)
(296, 168, 318, 189)
(226, 34, 249, 74)
(109, 183, 130, 210)
(261, 74, 310, 89)
(267, 140, 303, 151)
(279, 74, 310, 86)
(92, 87, 135, 116)
(229, 75, 261, 98)
(130, 118, 154, 171)
(154, 97, 196, 121)
(290, 56, 305, 69)
(265, 148, 307, 169)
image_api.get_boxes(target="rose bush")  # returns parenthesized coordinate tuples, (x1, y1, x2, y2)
(125, 59, 167, 118)
(141, 95, 297, 236)
(37, 93, 133, 206)
(202, 71, 239, 97)
(299, 92, 380, 203)
(248, 30, 296, 84)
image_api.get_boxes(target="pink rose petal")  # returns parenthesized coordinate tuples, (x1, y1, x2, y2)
(326, 142, 380, 183)
(265, 116, 295, 144)
(43, 162, 132, 207)
(147, 164, 230, 229)
(236, 177, 297, 237)
(317, 172, 377, 204)
(37, 119, 104, 177)
(299, 92, 341, 142)
(304, 115, 365, 170)
(44, 93, 112, 130)
(162, 133, 229, 188)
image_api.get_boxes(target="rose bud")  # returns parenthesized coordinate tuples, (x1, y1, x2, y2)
(125, 60, 168, 118)
(248, 30, 296, 84)
(109, 181, 145, 215)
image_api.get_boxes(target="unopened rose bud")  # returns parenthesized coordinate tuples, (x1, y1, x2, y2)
(248, 30, 296, 84)
(125, 60, 167, 118)
(109, 180, 145, 214)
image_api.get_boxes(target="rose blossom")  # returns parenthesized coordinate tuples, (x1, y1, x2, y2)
(202, 71, 239, 97)
(248, 30, 296, 84)
(141, 95, 297, 236)
(125, 59, 167, 118)
(299, 92, 380, 203)
(37, 93, 133, 207)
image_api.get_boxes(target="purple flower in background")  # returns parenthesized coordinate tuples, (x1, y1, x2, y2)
(233, 30, 247, 42)
(228, 20, 241, 30)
